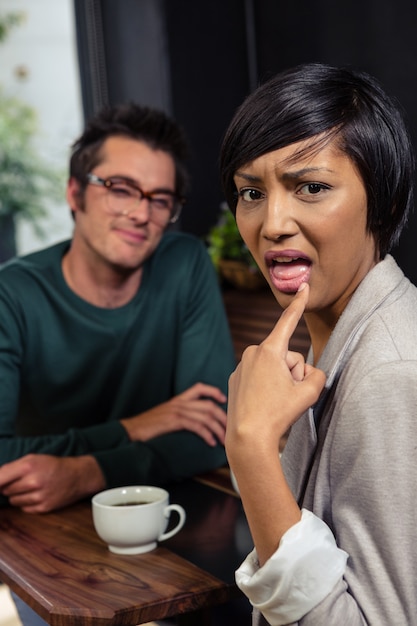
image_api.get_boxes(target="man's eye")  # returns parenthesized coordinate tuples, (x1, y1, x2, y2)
(150, 196, 173, 210)
(110, 184, 134, 198)
(238, 188, 263, 202)
(298, 183, 328, 195)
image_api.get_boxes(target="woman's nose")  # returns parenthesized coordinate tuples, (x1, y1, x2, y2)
(261, 194, 298, 241)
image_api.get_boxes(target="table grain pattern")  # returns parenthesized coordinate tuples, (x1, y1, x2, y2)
(0, 476, 247, 625)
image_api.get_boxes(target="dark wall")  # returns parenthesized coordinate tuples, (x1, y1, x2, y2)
(163, 0, 250, 236)
(74, 0, 417, 283)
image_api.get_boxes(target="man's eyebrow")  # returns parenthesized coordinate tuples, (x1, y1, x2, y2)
(108, 175, 176, 195)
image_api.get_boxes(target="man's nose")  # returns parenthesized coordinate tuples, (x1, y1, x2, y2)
(123, 197, 152, 222)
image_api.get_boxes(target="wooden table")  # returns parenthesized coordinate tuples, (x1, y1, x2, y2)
(0, 471, 253, 625)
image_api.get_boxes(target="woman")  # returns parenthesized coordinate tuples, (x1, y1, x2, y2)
(221, 63, 417, 625)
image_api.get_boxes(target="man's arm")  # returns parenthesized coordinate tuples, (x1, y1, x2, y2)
(120, 382, 227, 446)
(0, 415, 229, 514)
(0, 454, 106, 513)
(0, 381, 228, 513)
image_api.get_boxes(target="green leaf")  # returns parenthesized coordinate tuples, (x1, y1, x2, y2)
(206, 203, 259, 271)
(0, 12, 63, 236)
(0, 11, 24, 44)
(0, 90, 64, 230)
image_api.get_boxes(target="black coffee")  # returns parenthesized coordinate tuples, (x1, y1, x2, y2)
(112, 501, 150, 506)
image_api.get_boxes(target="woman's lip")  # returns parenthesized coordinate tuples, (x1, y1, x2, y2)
(264, 249, 312, 293)
(264, 249, 311, 265)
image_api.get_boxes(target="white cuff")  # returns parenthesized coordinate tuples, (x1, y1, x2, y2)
(236, 509, 348, 625)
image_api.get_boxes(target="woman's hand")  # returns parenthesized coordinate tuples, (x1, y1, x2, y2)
(225, 284, 326, 563)
(226, 284, 325, 454)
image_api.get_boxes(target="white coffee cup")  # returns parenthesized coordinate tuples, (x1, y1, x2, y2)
(92, 485, 186, 554)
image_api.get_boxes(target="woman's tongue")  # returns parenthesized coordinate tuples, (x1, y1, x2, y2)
(270, 259, 311, 293)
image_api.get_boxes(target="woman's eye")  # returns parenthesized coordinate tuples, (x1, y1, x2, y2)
(298, 183, 329, 196)
(238, 188, 263, 202)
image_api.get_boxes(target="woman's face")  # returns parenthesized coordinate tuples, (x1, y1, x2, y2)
(234, 137, 379, 320)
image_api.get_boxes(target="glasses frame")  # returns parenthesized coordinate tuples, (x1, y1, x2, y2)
(85, 173, 184, 224)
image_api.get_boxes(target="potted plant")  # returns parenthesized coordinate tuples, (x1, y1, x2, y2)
(206, 202, 266, 290)
(0, 92, 64, 261)
(0, 12, 63, 262)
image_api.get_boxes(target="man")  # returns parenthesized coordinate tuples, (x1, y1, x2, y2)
(0, 103, 235, 515)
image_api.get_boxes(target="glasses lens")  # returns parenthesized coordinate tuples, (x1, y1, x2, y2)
(105, 180, 137, 215)
(102, 177, 182, 225)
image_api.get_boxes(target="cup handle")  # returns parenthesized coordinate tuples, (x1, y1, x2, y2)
(159, 504, 186, 541)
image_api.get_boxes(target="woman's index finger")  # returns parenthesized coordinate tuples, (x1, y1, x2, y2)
(265, 283, 309, 354)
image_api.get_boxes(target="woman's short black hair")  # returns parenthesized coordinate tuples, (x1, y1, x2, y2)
(220, 63, 415, 257)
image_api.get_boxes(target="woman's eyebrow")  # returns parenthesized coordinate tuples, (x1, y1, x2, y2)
(234, 171, 262, 183)
(235, 166, 335, 184)
(281, 166, 335, 181)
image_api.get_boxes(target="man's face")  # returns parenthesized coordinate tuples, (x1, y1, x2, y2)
(67, 136, 177, 273)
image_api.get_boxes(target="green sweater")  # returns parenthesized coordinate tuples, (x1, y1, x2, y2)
(0, 232, 236, 491)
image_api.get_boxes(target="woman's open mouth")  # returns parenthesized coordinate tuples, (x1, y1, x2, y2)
(265, 251, 312, 293)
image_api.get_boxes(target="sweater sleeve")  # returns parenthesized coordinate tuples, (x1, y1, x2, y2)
(236, 510, 347, 625)
(92, 431, 227, 488)
(0, 421, 132, 463)
(0, 294, 132, 462)
(169, 237, 236, 396)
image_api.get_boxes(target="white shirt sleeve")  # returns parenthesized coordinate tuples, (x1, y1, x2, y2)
(235, 509, 348, 626)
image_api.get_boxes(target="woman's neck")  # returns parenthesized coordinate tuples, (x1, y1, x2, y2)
(304, 310, 339, 366)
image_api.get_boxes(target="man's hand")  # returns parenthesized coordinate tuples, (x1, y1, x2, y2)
(0, 454, 106, 513)
(121, 382, 227, 446)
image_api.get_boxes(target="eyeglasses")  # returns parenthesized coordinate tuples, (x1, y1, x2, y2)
(86, 173, 184, 226)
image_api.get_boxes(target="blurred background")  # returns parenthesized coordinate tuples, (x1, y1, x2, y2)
(0, 0, 416, 284)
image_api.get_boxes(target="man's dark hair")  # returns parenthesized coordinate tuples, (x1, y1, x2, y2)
(220, 63, 415, 256)
(70, 103, 190, 199)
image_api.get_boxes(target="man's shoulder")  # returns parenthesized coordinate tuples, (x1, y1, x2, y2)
(154, 231, 208, 265)
(0, 240, 70, 294)
(146, 231, 215, 289)
(158, 230, 204, 253)
(1, 240, 70, 275)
